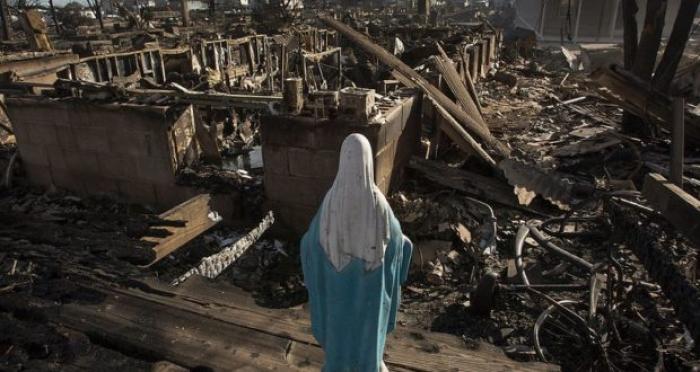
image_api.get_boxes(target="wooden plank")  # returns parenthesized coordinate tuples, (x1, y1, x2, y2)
(58, 286, 323, 371)
(431, 54, 487, 130)
(65, 273, 556, 372)
(141, 194, 221, 266)
(643, 172, 700, 247)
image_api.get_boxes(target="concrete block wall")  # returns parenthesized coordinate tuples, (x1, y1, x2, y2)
(261, 91, 421, 237)
(6, 97, 199, 209)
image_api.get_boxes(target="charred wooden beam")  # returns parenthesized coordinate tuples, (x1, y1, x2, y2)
(431, 55, 486, 130)
(427, 95, 496, 168)
(0, 54, 79, 81)
(141, 194, 222, 267)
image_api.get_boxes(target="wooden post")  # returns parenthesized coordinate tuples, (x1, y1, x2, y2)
(301, 54, 308, 87)
(337, 48, 342, 89)
(181, 0, 190, 27)
(280, 44, 286, 91)
(671, 96, 685, 188)
(284, 77, 304, 114)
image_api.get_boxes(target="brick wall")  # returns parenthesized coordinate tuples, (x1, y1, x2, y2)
(6, 97, 199, 209)
(261, 91, 422, 237)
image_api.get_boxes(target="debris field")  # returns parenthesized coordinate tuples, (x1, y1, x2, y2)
(1, 0, 700, 371)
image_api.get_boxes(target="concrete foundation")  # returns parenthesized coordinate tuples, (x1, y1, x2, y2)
(261, 89, 422, 237)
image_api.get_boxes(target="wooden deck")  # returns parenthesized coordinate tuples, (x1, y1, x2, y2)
(42, 272, 557, 371)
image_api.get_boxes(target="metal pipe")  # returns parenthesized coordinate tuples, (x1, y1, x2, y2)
(514, 224, 531, 286)
(527, 223, 595, 271)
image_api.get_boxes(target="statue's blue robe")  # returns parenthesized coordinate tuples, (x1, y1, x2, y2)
(300, 210, 412, 372)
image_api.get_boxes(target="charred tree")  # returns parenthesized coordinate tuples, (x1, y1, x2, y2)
(0, 0, 10, 41)
(621, 0, 638, 70)
(632, 0, 667, 78)
(622, 0, 667, 136)
(86, 0, 105, 31)
(48, 0, 61, 34)
(652, 0, 700, 93)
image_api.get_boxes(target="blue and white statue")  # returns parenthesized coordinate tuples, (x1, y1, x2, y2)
(301, 133, 413, 372)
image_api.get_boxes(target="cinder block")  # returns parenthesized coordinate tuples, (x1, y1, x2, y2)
(288, 148, 316, 178)
(108, 129, 152, 157)
(10, 120, 30, 145)
(401, 96, 415, 130)
(73, 126, 110, 153)
(264, 174, 332, 209)
(50, 168, 87, 194)
(24, 164, 53, 187)
(339, 87, 375, 123)
(63, 150, 100, 174)
(17, 143, 49, 167)
(384, 111, 404, 146)
(314, 150, 340, 179)
(313, 123, 355, 151)
(262, 145, 289, 176)
(97, 154, 139, 181)
(375, 140, 397, 188)
(260, 115, 318, 149)
(55, 126, 78, 150)
(135, 156, 176, 184)
(117, 180, 158, 206)
(45, 145, 68, 170)
(26, 121, 59, 146)
(82, 175, 120, 195)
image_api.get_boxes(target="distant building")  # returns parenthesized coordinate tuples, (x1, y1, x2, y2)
(515, 0, 683, 43)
